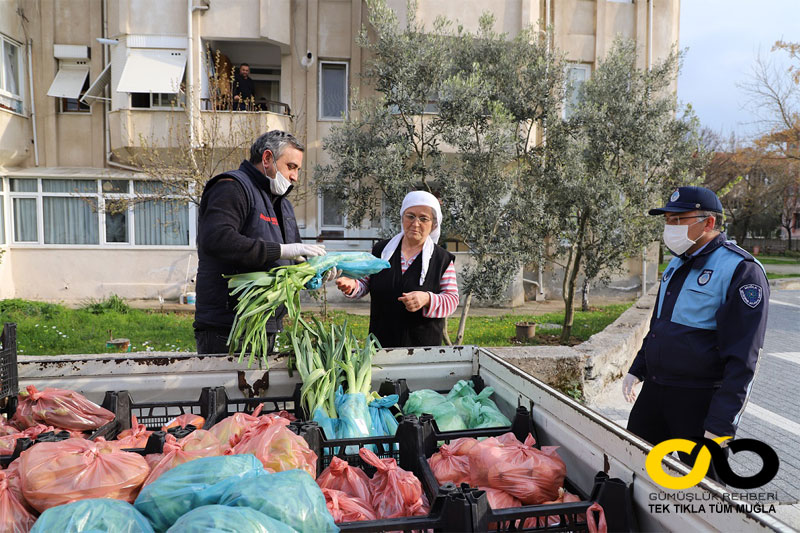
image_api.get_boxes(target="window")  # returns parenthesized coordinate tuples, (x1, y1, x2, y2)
(563, 64, 590, 119)
(8, 177, 193, 246)
(794, 212, 800, 230)
(59, 75, 90, 113)
(319, 61, 348, 120)
(133, 182, 189, 245)
(130, 91, 185, 109)
(0, 35, 23, 114)
(48, 55, 91, 112)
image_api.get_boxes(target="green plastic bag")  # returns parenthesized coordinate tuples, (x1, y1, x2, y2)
(402, 389, 448, 416)
(218, 469, 338, 533)
(135, 454, 267, 532)
(166, 505, 297, 533)
(403, 389, 466, 431)
(31, 498, 154, 533)
(446, 380, 511, 429)
(470, 388, 512, 428)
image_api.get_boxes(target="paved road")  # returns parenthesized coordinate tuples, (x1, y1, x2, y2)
(729, 289, 800, 505)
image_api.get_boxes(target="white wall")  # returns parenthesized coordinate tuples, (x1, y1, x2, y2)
(9, 248, 197, 301)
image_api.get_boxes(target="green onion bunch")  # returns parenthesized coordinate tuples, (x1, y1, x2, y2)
(225, 262, 317, 367)
(292, 317, 381, 418)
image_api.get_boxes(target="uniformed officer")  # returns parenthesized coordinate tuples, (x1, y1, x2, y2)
(622, 186, 769, 452)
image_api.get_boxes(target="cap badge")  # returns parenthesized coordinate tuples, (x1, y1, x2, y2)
(670, 190, 680, 202)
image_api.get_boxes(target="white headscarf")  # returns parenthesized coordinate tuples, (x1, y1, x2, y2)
(380, 191, 443, 285)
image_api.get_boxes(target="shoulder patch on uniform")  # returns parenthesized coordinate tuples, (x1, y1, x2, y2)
(739, 284, 763, 308)
(697, 269, 713, 286)
(722, 241, 754, 261)
(662, 267, 673, 281)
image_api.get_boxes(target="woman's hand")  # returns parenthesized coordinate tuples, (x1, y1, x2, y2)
(336, 277, 358, 295)
(398, 291, 431, 312)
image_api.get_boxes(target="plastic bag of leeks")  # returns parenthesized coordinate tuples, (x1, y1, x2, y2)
(224, 252, 389, 367)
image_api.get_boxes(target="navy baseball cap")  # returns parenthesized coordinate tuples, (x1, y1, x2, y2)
(648, 186, 723, 215)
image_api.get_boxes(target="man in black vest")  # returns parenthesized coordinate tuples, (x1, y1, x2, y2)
(194, 130, 325, 354)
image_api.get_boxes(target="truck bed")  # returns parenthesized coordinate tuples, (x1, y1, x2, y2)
(17, 346, 796, 532)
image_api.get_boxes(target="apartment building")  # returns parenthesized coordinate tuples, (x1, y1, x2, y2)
(0, 0, 679, 302)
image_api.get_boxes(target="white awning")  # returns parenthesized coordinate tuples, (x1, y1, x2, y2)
(80, 63, 111, 105)
(46, 64, 89, 99)
(116, 49, 186, 93)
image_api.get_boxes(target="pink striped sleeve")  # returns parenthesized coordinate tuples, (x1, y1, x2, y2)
(423, 261, 459, 318)
(345, 275, 370, 299)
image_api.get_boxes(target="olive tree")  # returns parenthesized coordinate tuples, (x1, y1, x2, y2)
(314, 1, 560, 343)
(543, 39, 705, 343)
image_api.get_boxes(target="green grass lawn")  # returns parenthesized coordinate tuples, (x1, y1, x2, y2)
(755, 255, 800, 265)
(766, 272, 800, 280)
(0, 298, 632, 356)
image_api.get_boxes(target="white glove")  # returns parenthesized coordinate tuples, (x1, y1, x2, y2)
(279, 243, 326, 260)
(321, 267, 341, 283)
(622, 373, 641, 403)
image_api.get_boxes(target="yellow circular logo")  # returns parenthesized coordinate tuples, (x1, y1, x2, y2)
(645, 437, 731, 490)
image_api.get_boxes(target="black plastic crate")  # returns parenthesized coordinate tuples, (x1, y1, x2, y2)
(213, 383, 303, 425)
(0, 323, 19, 413)
(417, 412, 636, 532)
(337, 483, 477, 533)
(90, 387, 224, 440)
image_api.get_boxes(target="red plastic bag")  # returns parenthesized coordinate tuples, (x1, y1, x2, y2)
(144, 430, 223, 486)
(12, 385, 114, 431)
(5, 458, 36, 515)
(323, 487, 377, 523)
(0, 469, 36, 533)
(316, 456, 372, 502)
(533, 488, 583, 528)
(0, 416, 19, 437)
(449, 437, 479, 456)
(0, 434, 22, 456)
(208, 404, 264, 450)
(468, 432, 566, 504)
(229, 416, 317, 478)
(115, 415, 152, 448)
(162, 412, 205, 432)
(428, 441, 472, 485)
(19, 437, 150, 512)
(358, 447, 429, 519)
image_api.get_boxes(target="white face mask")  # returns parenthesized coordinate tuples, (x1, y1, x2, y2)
(663, 218, 705, 256)
(266, 156, 292, 196)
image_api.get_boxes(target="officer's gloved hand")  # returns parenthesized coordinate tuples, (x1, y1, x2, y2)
(321, 267, 341, 283)
(622, 373, 641, 403)
(279, 243, 326, 261)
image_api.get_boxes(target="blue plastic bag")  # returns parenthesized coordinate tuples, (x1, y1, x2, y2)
(335, 387, 371, 440)
(31, 498, 154, 533)
(368, 394, 400, 437)
(218, 469, 339, 533)
(312, 406, 340, 440)
(134, 454, 267, 532)
(304, 253, 390, 290)
(165, 505, 297, 533)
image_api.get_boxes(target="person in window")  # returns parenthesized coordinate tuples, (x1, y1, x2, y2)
(336, 191, 460, 347)
(194, 130, 326, 354)
(232, 63, 256, 111)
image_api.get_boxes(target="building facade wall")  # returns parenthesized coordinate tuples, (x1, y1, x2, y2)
(0, 0, 680, 303)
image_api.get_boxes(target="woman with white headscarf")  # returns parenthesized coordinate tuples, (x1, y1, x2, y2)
(336, 191, 459, 347)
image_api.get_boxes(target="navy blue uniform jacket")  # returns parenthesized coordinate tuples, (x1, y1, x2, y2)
(628, 233, 769, 437)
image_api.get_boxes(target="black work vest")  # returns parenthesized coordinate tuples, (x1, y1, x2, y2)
(368, 239, 455, 348)
(195, 161, 300, 331)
